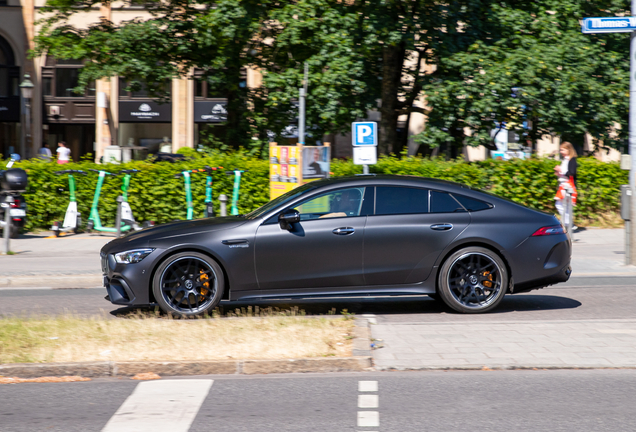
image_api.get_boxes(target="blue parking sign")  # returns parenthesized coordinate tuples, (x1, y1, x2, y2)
(352, 122, 377, 146)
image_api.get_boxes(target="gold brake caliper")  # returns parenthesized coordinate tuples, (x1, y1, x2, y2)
(199, 269, 209, 300)
(482, 271, 493, 288)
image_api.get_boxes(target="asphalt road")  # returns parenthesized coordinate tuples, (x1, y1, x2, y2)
(1, 369, 636, 432)
(0, 276, 634, 321)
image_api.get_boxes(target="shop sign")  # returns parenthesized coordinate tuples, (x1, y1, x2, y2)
(0, 98, 20, 122)
(194, 101, 228, 123)
(119, 101, 171, 122)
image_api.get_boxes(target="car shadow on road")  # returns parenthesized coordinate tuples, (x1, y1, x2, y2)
(109, 294, 581, 318)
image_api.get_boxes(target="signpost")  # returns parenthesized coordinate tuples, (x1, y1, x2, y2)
(582, 8, 636, 265)
(352, 122, 377, 174)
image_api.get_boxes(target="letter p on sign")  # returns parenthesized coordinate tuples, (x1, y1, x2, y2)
(352, 122, 377, 146)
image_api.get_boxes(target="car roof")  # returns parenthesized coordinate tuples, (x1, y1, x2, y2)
(307, 174, 476, 194)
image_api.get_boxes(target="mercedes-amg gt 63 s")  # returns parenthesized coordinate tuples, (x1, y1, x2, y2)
(101, 175, 572, 316)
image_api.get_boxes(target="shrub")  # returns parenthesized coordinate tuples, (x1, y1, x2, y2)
(9, 153, 627, 231)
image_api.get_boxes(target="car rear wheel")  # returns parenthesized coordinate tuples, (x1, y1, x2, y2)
(152, 252, 224, 317)
(438, 246, 508, 314)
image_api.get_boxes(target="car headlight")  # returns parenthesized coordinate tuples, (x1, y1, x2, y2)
(114, 248, 155, 264)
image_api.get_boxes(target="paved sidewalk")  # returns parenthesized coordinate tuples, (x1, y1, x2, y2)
(370, 319, 636, 370)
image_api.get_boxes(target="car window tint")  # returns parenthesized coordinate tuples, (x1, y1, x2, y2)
(295, 187, 366, 221)
(375, 187, 428, 215)
(430, 191, 466, 213)
(452, 193, 493, 212)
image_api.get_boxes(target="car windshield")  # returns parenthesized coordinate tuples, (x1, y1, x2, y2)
(245, 183, 318, 219)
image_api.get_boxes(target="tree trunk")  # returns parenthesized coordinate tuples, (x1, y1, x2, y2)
(379, 44, 403, 154)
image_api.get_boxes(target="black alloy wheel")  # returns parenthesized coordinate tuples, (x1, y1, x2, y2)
(152, 252, 224, 317)
(438, 246, 508, 313)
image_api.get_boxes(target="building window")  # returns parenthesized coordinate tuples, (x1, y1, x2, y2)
(193, 68, 247, 99)
(42, 57, 95, 98)
(0, 35, 18, 98)
(119, 78, 170, 98)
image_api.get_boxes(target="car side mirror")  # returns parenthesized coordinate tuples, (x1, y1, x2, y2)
(278, 209, 300, 230)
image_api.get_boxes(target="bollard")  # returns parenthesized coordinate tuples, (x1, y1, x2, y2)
(219, 194, 228, 217)
(2, 196, 13, 254)
(115, 195, 123, 237)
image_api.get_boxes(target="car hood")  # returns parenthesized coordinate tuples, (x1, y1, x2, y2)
(102, 216, 249, 253)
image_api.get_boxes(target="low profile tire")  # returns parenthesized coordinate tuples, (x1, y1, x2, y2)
(438, 246, 508, 314)
(152, 252, 224, 317)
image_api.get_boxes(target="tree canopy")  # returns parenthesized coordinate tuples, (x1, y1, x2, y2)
(34, 0, 632, 156)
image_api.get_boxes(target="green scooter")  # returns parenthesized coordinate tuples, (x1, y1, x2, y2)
(86, 169, 146, 234)
(51, 170, 86, 237)
(174, 166, 223, 220)
(225, 169, 248, 216)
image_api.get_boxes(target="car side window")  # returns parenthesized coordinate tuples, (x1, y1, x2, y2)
(294, 187, 366, 221)
(375, 187, 429, 215)
(451, 193, 493, 212)
(430, 191, 466, 213)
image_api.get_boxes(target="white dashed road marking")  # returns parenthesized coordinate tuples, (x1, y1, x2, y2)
(358, 394, 379, 408)
(357, 380, 379, 429)
(358, 380, 378, 392)
(101, 379, 213, 432)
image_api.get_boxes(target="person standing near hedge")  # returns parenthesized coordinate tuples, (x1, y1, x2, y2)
(56, 141, 70, 165)
(554, 141, 578, 230)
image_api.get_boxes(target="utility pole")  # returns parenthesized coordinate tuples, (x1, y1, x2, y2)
(298, 62, 308, 145)
(630, 0, 636, 265)
(582, 9, 636, 264)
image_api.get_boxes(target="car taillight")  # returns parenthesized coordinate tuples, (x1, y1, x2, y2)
(532, 225, 566, 236)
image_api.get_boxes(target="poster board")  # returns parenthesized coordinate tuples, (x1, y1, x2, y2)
(269, 143, 330, 200)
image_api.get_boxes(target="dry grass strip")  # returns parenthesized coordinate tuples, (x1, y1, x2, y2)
(0, 309, 355, 364)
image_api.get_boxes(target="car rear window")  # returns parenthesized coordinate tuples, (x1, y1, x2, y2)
(451, 193, 493, 212)
(375, 187, 429, 215)
(430, 191, 466, 213)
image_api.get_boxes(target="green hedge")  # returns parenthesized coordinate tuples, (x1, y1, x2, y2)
(7, 152, 627, 232)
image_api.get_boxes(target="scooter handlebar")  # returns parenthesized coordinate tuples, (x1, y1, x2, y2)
(225, 169, 248, 175)
(119, 169, 140, 175)
(88, 169, 115, 175)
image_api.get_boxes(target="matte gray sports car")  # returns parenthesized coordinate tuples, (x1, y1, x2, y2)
(101, 175, 571, 316)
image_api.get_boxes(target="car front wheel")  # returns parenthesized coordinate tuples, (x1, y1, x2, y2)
(438, 246, 508, 314)
(152, 252, 224, 317)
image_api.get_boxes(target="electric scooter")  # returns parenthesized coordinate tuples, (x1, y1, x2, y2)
(86, 169, 148, 234)
(0, 158, 28, 239)
(225, 169, 248, 216)
(51, 170, 87, 237)
(174, 166, 223, 219)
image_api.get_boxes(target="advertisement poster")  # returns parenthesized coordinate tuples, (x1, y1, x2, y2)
(302, 147, 330, 179)
(269, 144, 331, 200)
(270, 145, 300, 199)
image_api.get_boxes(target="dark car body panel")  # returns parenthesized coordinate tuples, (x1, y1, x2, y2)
(100, 175, 572, 308)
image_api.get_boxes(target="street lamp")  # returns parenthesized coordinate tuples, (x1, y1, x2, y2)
(19, 74, 34, 158)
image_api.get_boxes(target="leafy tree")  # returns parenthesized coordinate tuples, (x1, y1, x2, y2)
(35, 0, 271, 150)
(416, 0, 631, 154)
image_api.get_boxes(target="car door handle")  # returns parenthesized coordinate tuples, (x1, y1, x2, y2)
(430, 223, 453, 231)
(332, 227, 355, 235)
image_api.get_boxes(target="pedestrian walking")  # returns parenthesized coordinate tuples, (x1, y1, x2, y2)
(39, 143, 52, 161)
(554, 141, 578, 230)
(56, 141, 70, 164)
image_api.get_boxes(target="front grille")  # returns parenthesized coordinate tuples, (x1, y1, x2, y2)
(100, 253, 108, 274)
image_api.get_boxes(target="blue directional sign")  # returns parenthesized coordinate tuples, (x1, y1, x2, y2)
(352, 122, 377, 146)
(582, 17, 636, 34)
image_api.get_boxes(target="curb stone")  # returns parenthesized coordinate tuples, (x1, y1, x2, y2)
(0, 317, 375, 379)
(0, 358, 373, 379)
(0, 274, 102, 289)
